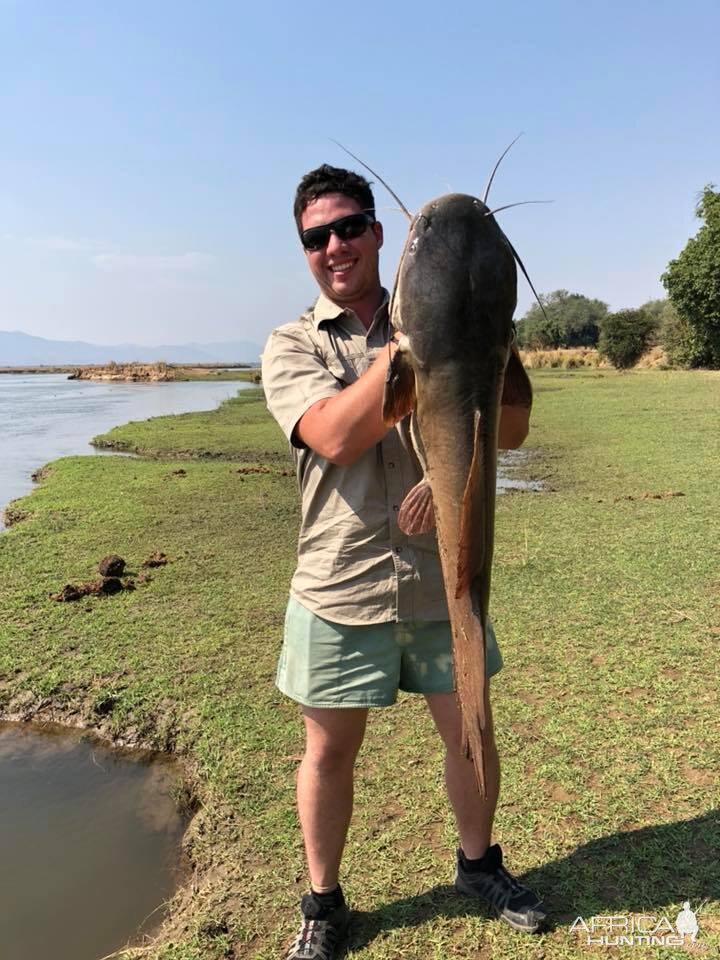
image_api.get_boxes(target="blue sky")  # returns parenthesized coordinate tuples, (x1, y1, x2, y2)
(1, 0, 718, 346)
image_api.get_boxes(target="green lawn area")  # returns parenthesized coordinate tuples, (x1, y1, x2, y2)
(1, 372, 718, 959)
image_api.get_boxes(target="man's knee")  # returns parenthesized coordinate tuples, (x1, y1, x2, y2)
(302, 707, 367, 773)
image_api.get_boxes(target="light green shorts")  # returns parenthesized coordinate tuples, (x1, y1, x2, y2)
(276, 596, 503, 708)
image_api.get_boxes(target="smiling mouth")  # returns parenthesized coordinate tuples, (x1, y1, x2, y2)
(330, 260, 355, 273)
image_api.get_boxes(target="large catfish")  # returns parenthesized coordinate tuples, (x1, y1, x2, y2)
(383, 193, 533, 797)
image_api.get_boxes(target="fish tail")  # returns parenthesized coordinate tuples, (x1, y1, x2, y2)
(456, 614, 488, 798)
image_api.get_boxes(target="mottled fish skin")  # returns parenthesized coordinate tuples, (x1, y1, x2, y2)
(384, 193, 522, 797)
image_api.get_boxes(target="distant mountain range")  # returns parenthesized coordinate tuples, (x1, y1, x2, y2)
(0, 330, 262, 366)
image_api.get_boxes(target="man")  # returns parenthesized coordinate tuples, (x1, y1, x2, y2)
(262, 164, 545, 960)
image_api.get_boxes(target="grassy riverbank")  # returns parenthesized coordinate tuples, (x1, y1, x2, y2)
(1, 373, 719, 959)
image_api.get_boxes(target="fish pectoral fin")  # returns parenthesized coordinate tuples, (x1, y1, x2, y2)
(398, 479, 435, 534)
(455, 414, 486, 599)
(501, 344, 533, 409)
(382, 347, 416, 426)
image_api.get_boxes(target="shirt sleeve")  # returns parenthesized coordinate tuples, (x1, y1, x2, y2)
(261, 323, 344, 447)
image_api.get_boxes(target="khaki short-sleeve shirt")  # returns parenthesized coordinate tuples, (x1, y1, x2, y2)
(261, 291, 448, 625)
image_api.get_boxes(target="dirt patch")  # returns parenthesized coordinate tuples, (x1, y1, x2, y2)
(2, 504, 29, 527)
(234, 466, 294, 477)
(515, 689, 544, 707)
(544, 782, 575, 803)
(681, 765, 717, 789)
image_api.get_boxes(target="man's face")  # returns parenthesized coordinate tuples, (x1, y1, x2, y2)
(300, 193, 383, 308)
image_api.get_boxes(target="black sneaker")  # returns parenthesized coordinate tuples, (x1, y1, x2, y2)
(284, 890, 350, 960)
(454, 844, 546, 933)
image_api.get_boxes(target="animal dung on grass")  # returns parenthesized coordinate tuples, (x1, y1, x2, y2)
(142, 551, 168, 567)
(50, 576, 134, 601)
(614, 491, 685, 503)
(98, 554, 126, 577)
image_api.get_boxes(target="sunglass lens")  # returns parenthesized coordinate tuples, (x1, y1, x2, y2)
(301, 214, 372, 250)
(301, 226, 330, 251)
(334, 214, 371, 241)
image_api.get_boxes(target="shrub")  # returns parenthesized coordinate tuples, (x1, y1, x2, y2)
(598, 309, 657, 369)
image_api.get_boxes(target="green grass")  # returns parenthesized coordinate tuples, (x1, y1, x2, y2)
(172, 368, 260, 383)
(1, 371, 719, 959)
(91, 389, 289, 462)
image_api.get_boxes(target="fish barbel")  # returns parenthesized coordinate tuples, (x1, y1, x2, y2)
(383, 193, 532, 797)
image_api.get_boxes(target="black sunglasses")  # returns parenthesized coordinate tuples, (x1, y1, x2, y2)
(300, 213, 375, 251)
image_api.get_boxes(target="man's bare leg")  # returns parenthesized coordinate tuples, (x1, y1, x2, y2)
(425, 687, 500, 858)
(297, 706, 368, 891)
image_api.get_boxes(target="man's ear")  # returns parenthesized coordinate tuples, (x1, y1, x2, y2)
(373, 220, 384, 250)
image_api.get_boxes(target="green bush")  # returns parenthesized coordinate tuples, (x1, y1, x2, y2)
(598, 309, 657, 369)
(657, 301, 697, 368)
(662, 185, 720, 368)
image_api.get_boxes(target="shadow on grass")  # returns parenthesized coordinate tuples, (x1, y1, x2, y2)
(350, 810, 720, 949)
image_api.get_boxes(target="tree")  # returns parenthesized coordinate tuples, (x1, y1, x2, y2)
(516, 290, 608, 349)
(598, 309, 657, 369)
(659, 301, 699, 368)
(662, 185, 720, 368)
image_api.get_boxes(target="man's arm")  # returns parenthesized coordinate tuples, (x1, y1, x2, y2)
(295, 343, 398, 465)
(298, 369, 529, 464)
(294, 340, 530, 464)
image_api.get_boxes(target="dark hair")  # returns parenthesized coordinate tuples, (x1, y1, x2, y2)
(293, 164, 375, 233)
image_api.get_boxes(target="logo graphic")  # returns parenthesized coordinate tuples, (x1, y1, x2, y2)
(675, 901, 699, 942)
(570, 900, 702, 946)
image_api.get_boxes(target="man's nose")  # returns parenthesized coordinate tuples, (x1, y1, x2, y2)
(326, 230, 346, 255)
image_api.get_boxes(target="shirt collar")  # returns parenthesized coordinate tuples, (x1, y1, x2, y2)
(311, 289, 389, 330)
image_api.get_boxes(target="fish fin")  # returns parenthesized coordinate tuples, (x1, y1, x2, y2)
(455, 414, 486, 599)
(382, 348, 416, 426)
(501, 345, 533, 409)
(398, 479, 435, 534)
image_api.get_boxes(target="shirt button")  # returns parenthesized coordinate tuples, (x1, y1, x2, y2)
(395, 546, 403, 554)
(392, 504, 399, 512)
(388, 462, 395, 468)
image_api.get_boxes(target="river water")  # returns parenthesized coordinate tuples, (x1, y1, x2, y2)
(0, 373, 249, 527)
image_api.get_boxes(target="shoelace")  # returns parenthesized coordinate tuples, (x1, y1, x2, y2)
(288, 918, 337, 960)
(497, 865, 525, 895)
(471, 865, 524, 910)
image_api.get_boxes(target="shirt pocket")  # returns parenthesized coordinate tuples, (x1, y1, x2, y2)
(343, 350, 381, 380)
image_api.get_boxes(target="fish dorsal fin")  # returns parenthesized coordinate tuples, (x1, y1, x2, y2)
(382, 346, 416, 426)
(501, 344, 533, 409)
(455, 411, 486, 599)
(398, 479, 435, 535)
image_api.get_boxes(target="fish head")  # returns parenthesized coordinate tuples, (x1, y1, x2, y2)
(390, 193, 516, 370)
